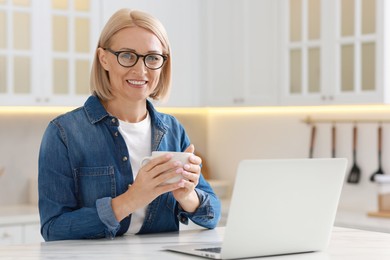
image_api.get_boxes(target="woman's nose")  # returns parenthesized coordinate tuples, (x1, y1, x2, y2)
(130, 58, 147, 73)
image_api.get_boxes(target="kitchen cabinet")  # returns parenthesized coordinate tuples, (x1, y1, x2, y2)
(0, 0, 100, 106)
(0, 225, 23, 245)
(280, 0, 388, 105)
(23, 223, 42, 244)
(2, 0, 387, 107)
(1, 0, 205, 107)
(0, 223, 42, 245)
(0, 205, 42, 245)
(202, 0, 278, 106)
(104, 0, 277, 107)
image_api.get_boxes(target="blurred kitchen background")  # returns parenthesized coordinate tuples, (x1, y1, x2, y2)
(1, 0, 390, 244)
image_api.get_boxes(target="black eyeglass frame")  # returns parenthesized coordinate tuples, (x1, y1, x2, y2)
(104, 48, 168, 70)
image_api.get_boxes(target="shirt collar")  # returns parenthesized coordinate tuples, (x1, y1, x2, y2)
(83, 95, 168, 134)
(146, 100, 168, 134)
(83, 95, 110, 124)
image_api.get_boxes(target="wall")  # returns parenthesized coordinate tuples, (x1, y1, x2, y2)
(207, 106, 390, 212)
(0, 109, 209, 206)
(0, 112, 54, 205)
(1, 106, 390, 214)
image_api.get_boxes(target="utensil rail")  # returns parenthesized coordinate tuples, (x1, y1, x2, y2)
(303, 116, 390, 125)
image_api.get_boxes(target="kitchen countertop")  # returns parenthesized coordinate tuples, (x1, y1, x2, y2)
(1, 203, 389, 233)
(222, 199, 390, 234)
(0, 226, 389, 259)
(335, 209, 390, 233)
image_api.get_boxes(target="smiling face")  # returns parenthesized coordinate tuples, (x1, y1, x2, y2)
(98, 26, 164, 105)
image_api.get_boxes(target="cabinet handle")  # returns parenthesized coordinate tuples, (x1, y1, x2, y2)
(1, 232, 11, 238)
(321, 96, 334, 101)
(35, 97, 50, 103)
(233, 98, 245, 104)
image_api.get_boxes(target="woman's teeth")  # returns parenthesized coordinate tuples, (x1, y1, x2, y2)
(127, 80, 146, 85)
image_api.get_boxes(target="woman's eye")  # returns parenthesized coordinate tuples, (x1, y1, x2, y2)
(146, 55, 161, 63)
(121, 52, 135, 60)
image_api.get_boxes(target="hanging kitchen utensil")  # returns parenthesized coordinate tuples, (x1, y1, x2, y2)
(309, 125, 316, 158)
(347, 125, 361, 184)
(370, 125, 384, 182)
(332, 124, 336, 158)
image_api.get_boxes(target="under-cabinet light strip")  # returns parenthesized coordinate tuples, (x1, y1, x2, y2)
(2, 105, 390, 115)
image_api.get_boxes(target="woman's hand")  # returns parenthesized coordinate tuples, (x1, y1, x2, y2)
(111, 144, 202, 221)
(172, 144, 201, 213)
(112, 153, 183, 221)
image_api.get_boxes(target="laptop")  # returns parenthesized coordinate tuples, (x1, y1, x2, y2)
(165, 158, 348, 259)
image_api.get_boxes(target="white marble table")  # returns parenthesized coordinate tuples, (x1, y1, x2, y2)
(0, 226, 390, 259)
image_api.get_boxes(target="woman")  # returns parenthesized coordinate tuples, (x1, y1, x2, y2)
(38, 8, 221, 241)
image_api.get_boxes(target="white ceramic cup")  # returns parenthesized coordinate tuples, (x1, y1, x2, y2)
(141, 151, 192, 184)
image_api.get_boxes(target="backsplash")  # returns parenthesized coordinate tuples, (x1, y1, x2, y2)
(0, 110, 208, 206)
(1, 105, 390, 214)
(0, 113, 52, 206)
(206, 107, 390, 212)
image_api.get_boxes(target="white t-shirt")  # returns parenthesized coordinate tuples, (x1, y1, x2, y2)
(118, 112, 152, 234)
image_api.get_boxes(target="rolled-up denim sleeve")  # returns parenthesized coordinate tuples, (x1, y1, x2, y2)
(177, 176, 221, 229)
(96, 197, 121, 237)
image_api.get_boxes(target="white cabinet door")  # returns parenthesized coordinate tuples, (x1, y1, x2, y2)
(280, 0, 386, 105)
(203, 0, 278, 106)
(0, 225, 23, 245)
(39, 0, 100, 107)
(0, 0, 100, 107)
(0, 223, 43, 245)
(332, 0, 384, 104)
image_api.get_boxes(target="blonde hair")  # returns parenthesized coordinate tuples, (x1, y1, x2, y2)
(90, 9, 171, 101)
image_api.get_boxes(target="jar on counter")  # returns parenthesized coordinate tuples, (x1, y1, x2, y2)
(375, 175, 390, 212)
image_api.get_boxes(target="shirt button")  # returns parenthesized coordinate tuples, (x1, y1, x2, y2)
(111, 118, 116, 124)
(114, 132, 118, 137)
(122, 156, 128, 162)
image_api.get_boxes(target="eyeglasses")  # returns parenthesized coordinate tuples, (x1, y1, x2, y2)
(104, 48, 167, 70)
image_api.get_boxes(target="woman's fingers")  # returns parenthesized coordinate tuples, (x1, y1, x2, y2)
(142, 153, 173, 172)
(188, 154, 202, 165)
(183, 163, 200, 174)
(153, 166, 183, 185)
(184, 144, 195, 153)
(140, 154, 186, 186)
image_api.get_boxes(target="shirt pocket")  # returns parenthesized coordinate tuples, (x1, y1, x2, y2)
(73, 166, 116, 207)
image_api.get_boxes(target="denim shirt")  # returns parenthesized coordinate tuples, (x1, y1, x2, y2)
(38, 95, 221, 241)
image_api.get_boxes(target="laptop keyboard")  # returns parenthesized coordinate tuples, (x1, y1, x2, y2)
(195, 247, 222, 253)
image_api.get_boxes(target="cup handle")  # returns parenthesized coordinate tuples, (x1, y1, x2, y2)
(141, 157, 152, 166)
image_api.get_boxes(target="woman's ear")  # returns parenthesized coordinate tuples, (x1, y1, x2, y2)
(97, 47, 110, 71)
